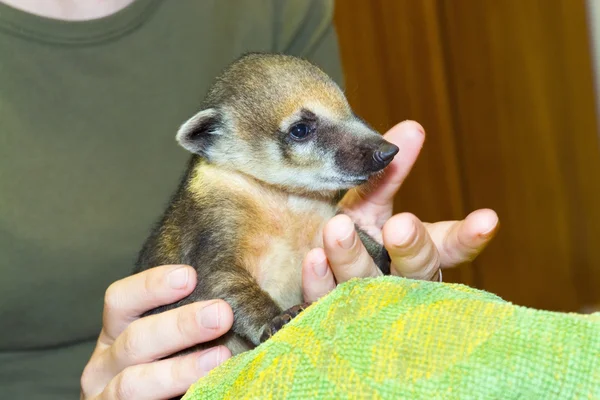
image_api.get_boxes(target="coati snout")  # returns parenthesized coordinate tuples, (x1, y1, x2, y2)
(135, 53, 397, 359)
(176, 53, 399, 192)
(327, 123, 399, 184)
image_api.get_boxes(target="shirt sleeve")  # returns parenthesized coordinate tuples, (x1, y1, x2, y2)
(272, 0, 346, 89)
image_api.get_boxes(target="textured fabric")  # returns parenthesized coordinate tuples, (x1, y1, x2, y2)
(183, 276, 600, 399)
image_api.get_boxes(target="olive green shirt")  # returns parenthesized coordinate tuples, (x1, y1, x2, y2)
(0, 0, 344, 397)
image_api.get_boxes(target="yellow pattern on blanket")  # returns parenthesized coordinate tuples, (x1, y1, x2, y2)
(183, 276, 600, 399)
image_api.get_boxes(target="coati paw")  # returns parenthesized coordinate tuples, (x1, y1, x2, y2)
(259, 302, 311, 343)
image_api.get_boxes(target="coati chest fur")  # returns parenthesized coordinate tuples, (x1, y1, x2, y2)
(134, 53, 399, 356)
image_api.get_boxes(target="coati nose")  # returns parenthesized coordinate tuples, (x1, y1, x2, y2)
(373, 142, 399, 166)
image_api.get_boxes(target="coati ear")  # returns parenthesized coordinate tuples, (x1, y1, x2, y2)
(176, 108, 223, 156)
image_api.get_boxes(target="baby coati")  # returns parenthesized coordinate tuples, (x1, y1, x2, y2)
(134, 53, 399, 356)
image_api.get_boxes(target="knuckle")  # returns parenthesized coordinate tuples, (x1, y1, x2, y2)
(119, 326, 143, 363)
(103, 282, 122, 314)
(442, 234, 465, 265)
(79, 363, 96, 395)
(112, 370, 138, 400)
(176, 304, 198, 338)
(142, 270, 154, 297)
(394, 237, 440, 279)
(169, 355, 185, 388)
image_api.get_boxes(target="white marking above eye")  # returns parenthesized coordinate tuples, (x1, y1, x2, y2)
(278, 101, 347, 132)
(305, 101, 349, 120)
(279, 113, 305, 132)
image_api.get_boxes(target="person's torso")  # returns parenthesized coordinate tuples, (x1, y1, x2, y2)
(0, 0, 280, 351)
(0, 0, 341, 396)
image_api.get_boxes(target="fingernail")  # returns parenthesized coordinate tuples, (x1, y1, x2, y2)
(338, 228, 356, 249)
(409, 127, 423, 140)
(312, 255, 328, 278)
(393, 219, 417, 248)
(168, 266, 189, 289)
(480, 225, 497, 237)
(408, 121, 425, 136)
(197, 347, 222, 373)
(198, 302, 220, 329)
(481, 215, 499, 237)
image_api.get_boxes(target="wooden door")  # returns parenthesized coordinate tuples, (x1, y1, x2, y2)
(334, 0, 600, 312)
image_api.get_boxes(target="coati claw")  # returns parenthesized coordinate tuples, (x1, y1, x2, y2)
(259, 302, 312, 343)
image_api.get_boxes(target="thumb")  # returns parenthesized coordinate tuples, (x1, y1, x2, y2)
(341, 120, 424, 212)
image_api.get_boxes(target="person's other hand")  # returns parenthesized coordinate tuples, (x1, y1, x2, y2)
(302, 120, 499, 302)
(80, 265, 233, 400)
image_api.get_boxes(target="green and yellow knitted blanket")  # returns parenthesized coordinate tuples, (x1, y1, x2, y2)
(183, 276, 600, 399)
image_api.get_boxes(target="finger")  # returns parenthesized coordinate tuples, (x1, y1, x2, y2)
(323, 214, 382, 283)
(425, 208, 499, 267)
(93, 300, 233, 391)
(100, 265, 197, 345)
(382, 213, 441, 280)
(340, 120, 425, 218)
(98, 346, 231, 400)
(301, 247, 337, 303)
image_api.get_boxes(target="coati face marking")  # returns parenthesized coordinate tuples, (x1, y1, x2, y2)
(176, 53, 399, 192)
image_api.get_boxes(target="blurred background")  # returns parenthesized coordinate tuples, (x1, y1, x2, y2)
(333, 0, 600, 313)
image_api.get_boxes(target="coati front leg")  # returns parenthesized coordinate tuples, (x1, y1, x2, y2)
(195, 266, 310, 346)
(355, 225, 391, 275)
(140, 225, 390, 350)
(181, 261, 294, 349)
(140, 261, 305, 356)
(259, 302, 311, 343)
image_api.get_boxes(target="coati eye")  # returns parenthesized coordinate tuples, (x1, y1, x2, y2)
(289, 123, 313, 141)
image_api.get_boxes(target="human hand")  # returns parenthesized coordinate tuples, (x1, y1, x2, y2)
(80, 265, 234, 400)
(301, 120, 499, 302)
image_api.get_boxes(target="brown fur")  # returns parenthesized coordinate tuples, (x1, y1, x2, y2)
(134, 53, 397, 358)
(187, 162, 330, 301)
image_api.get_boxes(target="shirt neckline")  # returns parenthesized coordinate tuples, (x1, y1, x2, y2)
(0, 0, 163, 46)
